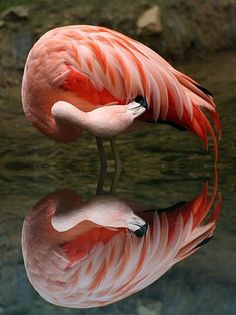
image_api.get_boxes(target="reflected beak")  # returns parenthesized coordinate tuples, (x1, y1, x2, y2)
(127, 214, 147, 237)
(134, 223, 148, 237)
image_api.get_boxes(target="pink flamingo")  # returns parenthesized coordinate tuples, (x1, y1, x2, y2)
(22, 183, 221, 308)
(22, 25, 221, 171)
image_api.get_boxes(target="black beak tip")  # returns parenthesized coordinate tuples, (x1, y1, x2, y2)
(134, 95, 149, 110)
(134, 223, 148, 237)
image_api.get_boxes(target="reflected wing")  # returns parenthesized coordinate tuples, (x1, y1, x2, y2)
(51, 188, 221, 307)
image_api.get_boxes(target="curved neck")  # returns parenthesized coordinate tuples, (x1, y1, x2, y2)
(51, 101, 88, 143)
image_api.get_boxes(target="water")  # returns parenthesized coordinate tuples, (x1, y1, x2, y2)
(0, 51, 235, 315)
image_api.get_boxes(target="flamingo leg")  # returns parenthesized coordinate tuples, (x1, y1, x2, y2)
(96, 137, 107, 195)
(109, 137, 122, 194)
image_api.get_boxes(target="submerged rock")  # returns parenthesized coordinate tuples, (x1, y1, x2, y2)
(137, 5, 163, 35)
(137, 299, 162, 315)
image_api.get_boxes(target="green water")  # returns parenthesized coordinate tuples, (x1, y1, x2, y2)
(0, 51, 235, 315)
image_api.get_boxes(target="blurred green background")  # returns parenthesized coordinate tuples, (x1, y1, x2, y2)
(0, 1, 235, 315)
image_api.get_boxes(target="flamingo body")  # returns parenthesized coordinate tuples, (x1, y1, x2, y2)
(22, 25, 221, 158)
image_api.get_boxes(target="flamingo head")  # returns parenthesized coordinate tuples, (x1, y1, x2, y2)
(51, 96, 148, 138)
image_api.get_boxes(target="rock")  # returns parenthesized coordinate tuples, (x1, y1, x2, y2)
(1, 6, 29, 21)
(137, 299, 162, 315)
(137, 5, 163, 35)
(0, 20, 4, 28)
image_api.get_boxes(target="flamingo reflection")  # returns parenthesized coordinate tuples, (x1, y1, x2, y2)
(22, 182, 221, 308)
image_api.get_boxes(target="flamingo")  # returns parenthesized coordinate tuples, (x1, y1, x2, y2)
(21, 181, 221, 308)
(21, 25, 221, 172)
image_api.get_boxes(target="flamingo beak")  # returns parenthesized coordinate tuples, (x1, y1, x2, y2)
(134, 96, 149, 109)
(128, 95, 149, 118)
